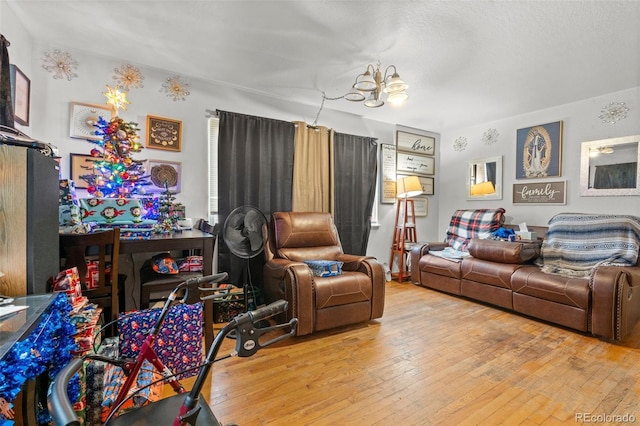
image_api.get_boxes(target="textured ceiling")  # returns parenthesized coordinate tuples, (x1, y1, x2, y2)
(5, 0, 640, 131)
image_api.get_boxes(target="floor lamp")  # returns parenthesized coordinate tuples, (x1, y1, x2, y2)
(390, 176, 423, 281)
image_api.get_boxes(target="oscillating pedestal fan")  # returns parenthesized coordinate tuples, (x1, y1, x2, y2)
(222, 205, 268, 316)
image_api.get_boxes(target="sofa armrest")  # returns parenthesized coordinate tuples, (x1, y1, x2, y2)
(591, 266, 640, 341)
(410, 242, 448, 283)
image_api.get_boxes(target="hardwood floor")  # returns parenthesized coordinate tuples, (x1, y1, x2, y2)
(175, 281, 640, 425)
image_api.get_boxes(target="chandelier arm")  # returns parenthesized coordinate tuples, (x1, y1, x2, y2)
(383, 65, 398, 82)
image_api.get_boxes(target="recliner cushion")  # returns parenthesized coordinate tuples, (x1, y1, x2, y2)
(511, 266, 590, 309)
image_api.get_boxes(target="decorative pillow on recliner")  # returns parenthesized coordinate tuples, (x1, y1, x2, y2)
(445, 208, 506, 252)
(468, 239, 540, 264)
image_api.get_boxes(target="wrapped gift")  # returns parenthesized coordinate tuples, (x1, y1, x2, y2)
(304, 260, 344, 277)
(59, 204, 83, 226)
(49, 267, 83, 305)
(85, 337, 118, 425)
(59, 179, 79, 206)
(178, 255, 204, 272)
(79, 198, 145, 225)
(118, 303, 203, 379)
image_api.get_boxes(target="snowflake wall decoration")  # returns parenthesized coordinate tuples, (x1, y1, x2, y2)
(113, 64, 144, 90)
(41, 49, 78, 81)
(453, 136, 468, 152)
(482, 128, 499, 146)
(598, 101, 630, 124)
(160, 75, 190, 101)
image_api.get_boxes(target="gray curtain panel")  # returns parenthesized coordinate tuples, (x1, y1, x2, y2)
(0, 34, 14, 128)
(594, 162, 637, 189)
(217, 110, 295, 287)
(333, 132, 378, 255)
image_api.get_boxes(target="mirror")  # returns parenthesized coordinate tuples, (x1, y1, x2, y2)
(467, 155, 502, 200)
(580, 135, 640, 196)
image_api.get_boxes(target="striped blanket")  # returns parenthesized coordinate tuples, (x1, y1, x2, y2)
(538, 213, 640, 277)
(445, 208, 506, 251)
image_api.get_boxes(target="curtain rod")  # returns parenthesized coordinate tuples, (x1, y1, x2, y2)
(205, 109, 218, 118)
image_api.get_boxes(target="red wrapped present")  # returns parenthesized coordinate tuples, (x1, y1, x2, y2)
(49, 267, 83, 305)
(178, 255, 204, 272)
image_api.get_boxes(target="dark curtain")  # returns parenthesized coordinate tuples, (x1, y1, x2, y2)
(333, 132, 378, 255)
(217, 110, 295, 288)
(0, 34, 14, 127)
(594, 162, 637, 189)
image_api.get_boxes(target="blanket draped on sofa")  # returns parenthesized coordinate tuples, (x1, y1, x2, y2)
(538, 213, 640, 278)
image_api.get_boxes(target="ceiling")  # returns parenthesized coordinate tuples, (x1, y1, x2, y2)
(6, 0, 640, 131)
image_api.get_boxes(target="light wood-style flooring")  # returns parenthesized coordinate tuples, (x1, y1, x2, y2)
(173, 281, 640, 425)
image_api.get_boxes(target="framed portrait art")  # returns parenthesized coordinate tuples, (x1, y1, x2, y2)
(9, 65, 30, 126)
(146, 115, 182, 151)
(70, 153, 96, 189)
(516, 121, 563, 179)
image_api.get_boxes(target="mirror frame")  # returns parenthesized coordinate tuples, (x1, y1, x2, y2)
(580, 135, 640, 197)
(466, 155, 502, 200)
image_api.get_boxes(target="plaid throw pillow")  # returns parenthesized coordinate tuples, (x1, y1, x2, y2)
(445, 208, 506, 251)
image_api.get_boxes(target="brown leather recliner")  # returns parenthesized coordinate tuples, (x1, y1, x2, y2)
(263, 211, 385, 336)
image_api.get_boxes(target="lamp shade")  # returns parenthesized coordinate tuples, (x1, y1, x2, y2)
(397, 176, 423, 198)
(470, 181, 495, 195)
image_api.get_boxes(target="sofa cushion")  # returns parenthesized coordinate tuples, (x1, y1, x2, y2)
(468, 239, 540, 264)
(511, 266, 590, 310)
(445, 208, 505, 251)
(538, 213, 640, 277)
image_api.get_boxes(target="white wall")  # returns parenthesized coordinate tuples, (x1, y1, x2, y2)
(438, 86, 640, 240)
(4, 4, 639, 269)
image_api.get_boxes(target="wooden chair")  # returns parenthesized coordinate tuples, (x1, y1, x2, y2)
(59, 228, 124, 324)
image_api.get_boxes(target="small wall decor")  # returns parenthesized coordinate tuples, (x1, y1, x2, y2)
(380, 144, 397, 203)
(397, 174, 434, 196)
(69, 102, 114, 140)
(113, 64, 144, 90)
(413, 198, 428, 217)
(482, 128, 499, 146)
(397, 152, 435, 176)
(147, 159, 181, 193)
(160, 75, 190, 101)
(70, 153, 95, 189)
(41, 49, 78, 81)
(9, 65, 30, 125)
(512, 181, 566, 205)
(516, 121, 563, 179)
(598, 101, 629, 125)
(146, 115, 182, 151)
(453, 136, 467, 152)
(396, 131, 435, 155)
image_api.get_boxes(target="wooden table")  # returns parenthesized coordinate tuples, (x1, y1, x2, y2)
(118, 229, 216, 348)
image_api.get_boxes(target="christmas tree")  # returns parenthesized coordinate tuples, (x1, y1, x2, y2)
(80, 116, 149, 198)
(153, 182, 184, 233)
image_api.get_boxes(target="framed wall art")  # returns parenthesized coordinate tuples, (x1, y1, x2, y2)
(70, 102, 114, 140)
(146, 115, 182, 151)
(380, 144, 397, 203)
(9, 64, 30, 126)
(397, 174, 434, 196)
(516, 121, 563, 179)
(146, 159, 181, 193)
(396, 130, 435, 156)
(512, 180, 566, 205)
(70, 153, 95, 189)
(397, 152, 435, 176)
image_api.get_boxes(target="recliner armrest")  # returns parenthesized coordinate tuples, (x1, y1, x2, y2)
(410, 242, 448, 283)
(591, 266, 640, 341)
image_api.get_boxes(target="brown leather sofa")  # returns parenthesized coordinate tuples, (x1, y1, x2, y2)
(263, 211, 385, 336)
(411, 214, 640, 342)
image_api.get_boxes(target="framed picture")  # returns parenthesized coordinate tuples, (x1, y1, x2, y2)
(516, 121, 563, 179)
(146, 115, 182, 151)
(69, 102, 114, 140)
(380, 144, 397, 203)
(413, 198, 428, 217)
(9, 65, 30, 126)
(397, 152, 435, 176)
(397, 174, 434, 196)
(512, 180, 566, 205)
(70, 153, 95, 189)
(396, 130, 435, 156)
(146, 159, 181, 193)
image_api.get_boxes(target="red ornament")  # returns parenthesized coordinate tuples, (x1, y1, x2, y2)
(90, 148, 101, 157)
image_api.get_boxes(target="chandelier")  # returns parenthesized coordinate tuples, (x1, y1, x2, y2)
(344, 62, 409, 108)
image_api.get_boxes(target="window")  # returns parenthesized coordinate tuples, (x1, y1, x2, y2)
(208, 117, 219, 224)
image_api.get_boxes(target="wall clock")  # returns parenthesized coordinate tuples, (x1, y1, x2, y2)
(69, 102, 114, 140)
